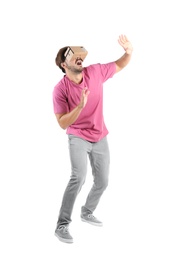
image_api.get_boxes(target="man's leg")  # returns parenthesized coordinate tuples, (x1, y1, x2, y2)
(82, 136, 110, 217)
(56, 135, 91, 228)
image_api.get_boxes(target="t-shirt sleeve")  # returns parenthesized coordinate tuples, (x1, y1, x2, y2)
(98, 62, 116, 82)
(52, 86, 69, 114)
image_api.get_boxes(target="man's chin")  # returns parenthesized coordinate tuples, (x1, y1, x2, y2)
(74, 67, 83, 74)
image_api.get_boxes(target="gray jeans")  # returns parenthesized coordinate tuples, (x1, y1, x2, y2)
(57, 135, 110, 227)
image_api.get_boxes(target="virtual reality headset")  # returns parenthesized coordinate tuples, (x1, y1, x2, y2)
(64, 46, 88, 62)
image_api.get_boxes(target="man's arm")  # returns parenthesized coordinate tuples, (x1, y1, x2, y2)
(55, 87, 90, 130)
(55, 106, 83, 130)
(115, 35, 133, 73)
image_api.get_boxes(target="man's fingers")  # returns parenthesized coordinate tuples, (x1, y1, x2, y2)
(86, 90, 90, 96)
(118, 34, 129, 45)
(82, 87, 87, 93)
(82, 87, 90, 96)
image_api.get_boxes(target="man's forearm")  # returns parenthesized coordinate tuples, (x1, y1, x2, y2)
(115, 52, 132, 72)
(59, 105, 83, 130)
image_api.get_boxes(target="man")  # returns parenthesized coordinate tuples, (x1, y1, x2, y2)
(53, 35, 133, 243)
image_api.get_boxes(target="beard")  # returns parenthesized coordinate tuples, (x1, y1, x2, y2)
(65, 62, 83, 74)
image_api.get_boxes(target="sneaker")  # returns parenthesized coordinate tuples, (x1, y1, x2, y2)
(55, 225, 73, 243)
(81, 214, 103, 227)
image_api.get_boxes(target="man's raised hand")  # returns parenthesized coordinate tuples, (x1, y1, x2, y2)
(78, 87, 90, 109)
(118, 35, 133, 55)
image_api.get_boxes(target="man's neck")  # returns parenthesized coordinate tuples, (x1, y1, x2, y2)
(66, 72, 83, 84)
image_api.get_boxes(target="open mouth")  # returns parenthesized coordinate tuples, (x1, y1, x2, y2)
(76, 59, 83, 66)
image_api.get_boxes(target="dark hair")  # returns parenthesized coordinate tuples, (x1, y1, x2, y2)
(55, 46, 68, 73)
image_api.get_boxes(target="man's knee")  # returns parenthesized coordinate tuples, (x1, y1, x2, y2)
(70, 173, 86, 188)
(96, 176, 109, 191)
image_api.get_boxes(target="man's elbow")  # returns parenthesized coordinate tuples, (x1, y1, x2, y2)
(58, 121, 68, 130)
(60, 125, 67, 130)
(55, 113, 68, 130)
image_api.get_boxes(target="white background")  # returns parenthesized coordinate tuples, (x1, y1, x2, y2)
(0, 0, 174, 259)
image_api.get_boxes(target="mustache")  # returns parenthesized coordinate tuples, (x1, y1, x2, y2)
(75, 58, 83, 63)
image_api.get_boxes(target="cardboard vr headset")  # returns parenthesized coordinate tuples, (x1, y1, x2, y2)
(64, 46, 88, 62)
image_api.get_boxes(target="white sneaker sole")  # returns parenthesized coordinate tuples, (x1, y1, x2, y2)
(81, 217, 103, 227)
(55, 232, 73, 243)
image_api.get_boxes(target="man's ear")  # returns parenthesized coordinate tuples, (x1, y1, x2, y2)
(61, 62, 66, 69)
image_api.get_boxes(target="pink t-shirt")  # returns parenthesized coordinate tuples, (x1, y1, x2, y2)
(53, 62, 116, 142)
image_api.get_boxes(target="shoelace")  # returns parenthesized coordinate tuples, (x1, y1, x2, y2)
(58, 225, 69, 233)
(88, 214, 95, 219)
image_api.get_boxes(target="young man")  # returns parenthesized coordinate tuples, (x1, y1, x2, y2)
(53, 35, 133, 243)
